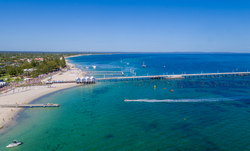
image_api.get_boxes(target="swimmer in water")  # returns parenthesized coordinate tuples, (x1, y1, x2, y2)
(124, 98, 127, 102)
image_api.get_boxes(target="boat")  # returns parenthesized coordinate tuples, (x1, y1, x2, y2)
(142, 61, 146, 68)
(92, 66, 96, 69)
(0, 125, 4, 129)
(6, 140, 22, 148)
(86, 67, 89, 69)
(127, 63, 129, 65)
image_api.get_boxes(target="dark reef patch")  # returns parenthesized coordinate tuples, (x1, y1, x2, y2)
(105, 134, 114, 139)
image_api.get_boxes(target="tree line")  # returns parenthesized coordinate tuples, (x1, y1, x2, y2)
(0, 52, 78, 79)
(1, 55, 66, 78)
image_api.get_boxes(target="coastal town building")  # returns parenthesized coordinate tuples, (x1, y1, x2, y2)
(24, 68, 36, 72)
(0, 79, 6, 88)
(34, 58, 43, 61)
(27, 59, 32, 63)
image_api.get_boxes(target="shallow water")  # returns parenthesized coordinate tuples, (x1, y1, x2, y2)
(1, 53, 250, 150)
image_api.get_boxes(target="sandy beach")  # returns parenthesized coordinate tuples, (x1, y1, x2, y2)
(0, 56, 85, 132)
(0, 83, 78, 130)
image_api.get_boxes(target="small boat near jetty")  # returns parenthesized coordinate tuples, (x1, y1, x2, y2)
(6, 140, 22, 148)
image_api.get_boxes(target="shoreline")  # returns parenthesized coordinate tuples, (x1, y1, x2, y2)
(0, 55, 85, 133)
(65, 54, 90, 70)
(0, 83, 79, 133)
(65, 53, 92, 59)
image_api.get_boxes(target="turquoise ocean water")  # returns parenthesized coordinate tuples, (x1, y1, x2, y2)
(1, 53, 250, 150)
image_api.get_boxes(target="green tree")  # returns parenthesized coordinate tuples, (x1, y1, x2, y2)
(42, 64, 48, 74)
(0, 68, 5, 77)
(23, 63, 32, 69)
(31, 59, 36, 67)
(61, 56, 66, 68)
(47, 61, 58, 72)
(37, 64, 48, 74)
(43, 57, 47, 64)
(55, 57, 60, 64)
(15, 66, 23, 76)
(7, 66, 16, 76)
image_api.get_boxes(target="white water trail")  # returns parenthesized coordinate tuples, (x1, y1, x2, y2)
(124, 98, 229, 103)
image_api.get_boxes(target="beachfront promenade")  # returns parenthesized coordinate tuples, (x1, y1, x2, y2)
(96, 71, 250, 81)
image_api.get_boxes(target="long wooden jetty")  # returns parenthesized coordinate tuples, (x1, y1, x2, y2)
(0, 104, 60, 108)
(96, 72, 250, 82)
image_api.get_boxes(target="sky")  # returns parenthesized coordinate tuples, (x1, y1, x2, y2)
(0, 0, 250, 52)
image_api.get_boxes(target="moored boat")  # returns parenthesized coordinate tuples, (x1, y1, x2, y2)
(6, 140, 22, 148)
(142, 61, 146, 68)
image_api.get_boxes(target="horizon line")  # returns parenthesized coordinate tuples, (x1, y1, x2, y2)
(0, 50, 249, 54)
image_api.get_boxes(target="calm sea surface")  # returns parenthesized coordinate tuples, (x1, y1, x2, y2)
(1, 53, 250, 150)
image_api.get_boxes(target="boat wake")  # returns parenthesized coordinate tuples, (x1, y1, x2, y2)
(124, 98, 228, 103)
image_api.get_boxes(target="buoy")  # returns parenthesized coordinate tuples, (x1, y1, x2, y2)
(154, 85, 156, 88)
(171, 90, 174, 92)
(164, 88, 166, 89)
(184, 118, 186, 120)
(236, 69, 238, 70)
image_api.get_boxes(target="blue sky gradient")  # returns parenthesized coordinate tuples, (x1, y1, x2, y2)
(1, 0, 250, 52)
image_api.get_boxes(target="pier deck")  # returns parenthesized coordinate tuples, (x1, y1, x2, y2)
(96, 72, 250, 81)
(0, 104, 60, 108)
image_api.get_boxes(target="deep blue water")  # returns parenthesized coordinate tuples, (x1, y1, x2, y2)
(70, 53, 250, 77)
(1, 53, 250, 151)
